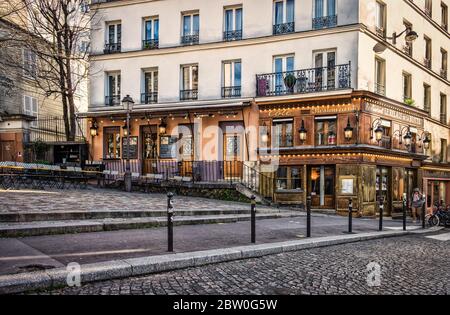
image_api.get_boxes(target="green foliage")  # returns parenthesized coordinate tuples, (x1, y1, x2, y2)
(404, 98, 416, 106)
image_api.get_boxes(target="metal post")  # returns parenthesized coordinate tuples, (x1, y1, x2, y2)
(402, 193, 407, 231)
(347, 198, 353, 234)
(124, 103, 132, 192)
(422, 194, 426, 229)
(378, 196, 384, 231)
(167, 192, 174, 252)
(306, 196, 312, 238)
(251, 195, 256, 243)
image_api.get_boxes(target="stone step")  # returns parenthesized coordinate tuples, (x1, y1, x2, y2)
(0, 213, 300, 237)
(0, 208, 285, 223)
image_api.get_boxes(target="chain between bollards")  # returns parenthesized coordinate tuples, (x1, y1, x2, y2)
(167, 192, 174, 252)
(347, 198, 353, 234)
(251, 195, 256, 243)
(306, 196, 311, 238)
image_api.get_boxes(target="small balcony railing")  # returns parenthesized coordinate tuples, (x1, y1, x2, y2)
(424, 58, 432, 69)
(223, 30, 242, 41)
(180, 89, 198, 101)
(441, 113, 448, 124)
(440, 68, 448, 80)
(424, 7, 432, 18)
(141, 92, 158, 104)
(375, 83, 386, 96)
(273, 22, 295, 35)
(181, 33, 199, 45)
(403, 44, 413, 57)
(256, 62, 351, 97)
(312, 15, 337, 30)
(142, 39, 159, 50)
(104, 42, 121, 54)
(380, 135, 392, 149)
(222, 86, 241, 98)
(376, 27, 386, 38)
(105, 95, 121, 106)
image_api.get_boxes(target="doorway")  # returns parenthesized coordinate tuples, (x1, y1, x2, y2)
(376, 166, 391, 215)
(0, 141, 16, 161)
(223, 133, 243, 179)
(307, 165, 335, 209)
(141, 125, 158, 174)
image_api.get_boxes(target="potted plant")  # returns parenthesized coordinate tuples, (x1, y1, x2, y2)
(404, 98, 416, 106)
(284, 73, 297, 91)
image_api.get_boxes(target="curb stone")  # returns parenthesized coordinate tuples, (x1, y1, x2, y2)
(0, 228, 440, 294)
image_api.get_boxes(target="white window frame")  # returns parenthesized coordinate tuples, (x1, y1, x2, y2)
(106, 72, 121, 97)
(224, 6, 243, 32)
(375, 1, 387, 31)
(313, 49, 337, 86)
(23, 95, 38, 127)
(23, 49, 37, 78)
(313, 0, 336, 18)
(142, 69, 158, 94)
(222, 60, 241, 88)
(273, 54, 295, 73)
(181, 64, 198, 91)
(273, 0, 295, 25)
(143, 17, 159, 40)
(106, 22, 121, 44)
(182, 12, 200, 36)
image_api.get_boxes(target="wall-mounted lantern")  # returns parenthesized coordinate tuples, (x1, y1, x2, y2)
(344, 118, 354, 141)
(298, 120, 307, 143)
(90, 119, 98, 137)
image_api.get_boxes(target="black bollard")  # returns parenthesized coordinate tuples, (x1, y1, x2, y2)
(251, 195, 256, 243)
(306, 196, 312, 238)
(347, 198, 353, 234)
(402, 194, 407, 231)
(378, 197, 384, 231)
(167, 192, 174, 252)
(422, 194, 426, 229)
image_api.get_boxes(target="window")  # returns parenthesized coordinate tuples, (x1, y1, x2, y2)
(181, 12, 199, 45)
(402, 72, 412, 102)
(425, 0, 433, 17)
(375, 57, 386, 95)
(273, 55, 294, 94)
(143, 17, 159, 49)
(315, 116, 337, 146)
(273, 0, 295, 34)
(104, 127, 121, 159)
(272, 119, 293, 148)
(79, 41, 90, 54)
(23, 95, 38, 127)
(180, 65, 198, 101)
(442, 2, 448, 30)
(441, 93, 448, 124)
(375, 1, 387, 37)
(424, 84, 431, 113)
(424, 36, 432, 69)
(224, 7, 242, 41)
(441, 48, 448, 79)
(441, 139, 448, 162)
(142, 70, 158, 104)
(314, 50, 336, 90)
(105, 22, 121, 53)
(178, 124, 193, 157)
(403, 21, 413, 56)
(222, 60, 241, 98)
(106, 72, 121, 106)
(313, 0, 337, 29)
(23, 49, 37, 78)
(276, 166, 302, 190)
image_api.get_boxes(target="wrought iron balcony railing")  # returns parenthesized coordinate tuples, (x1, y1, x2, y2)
(180, 89, 198, 101)
(141, 92, 158, 104)
(222, 86, 241, 98)
(403, 44, 413, 57)
(441, 113, 448, 125)
(105, 95, 121, 106)
(181, 33, 199, 45)
(312, 15, 337, 30)
(104, 42, 121, 54)
(376, 27, 386, 39)
(142, 39, 159, 50)
(424, 58, 432, 69)
(223, 30, 242, 41)
(273, 22, 295, 35)
(440, 68, 448, 80)
(375, 83, 386, 96)
(256, 62, 351, 97)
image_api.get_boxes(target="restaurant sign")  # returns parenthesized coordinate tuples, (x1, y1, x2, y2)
(365, 102, 423, 126)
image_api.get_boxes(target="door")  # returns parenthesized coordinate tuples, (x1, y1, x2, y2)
(0, 141, 16, 161)
(223, 133, 243, 179)
(376, 167, 391, 215)
(141, 125, 158, 174)
(308, 165, 335, 209)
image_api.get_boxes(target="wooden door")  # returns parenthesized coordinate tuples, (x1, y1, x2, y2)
(223, 133, 243, 179)
(141, 125, 158, 174)
(0, 141, 16, 161)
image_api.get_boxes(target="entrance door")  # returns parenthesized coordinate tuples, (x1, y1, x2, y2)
(141, 125, 158, 174)
(308, 166, 335, 209)
(376, 167, 391, 215)
(405, 169, 417, 208)
(223, 133, 243, 179)
(0, 141, 16, 161)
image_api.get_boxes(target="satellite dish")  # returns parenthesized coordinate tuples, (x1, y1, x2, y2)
(373, 42, 388, 54)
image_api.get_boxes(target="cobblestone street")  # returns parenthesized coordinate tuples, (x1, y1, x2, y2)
(40, 232, 450, 295)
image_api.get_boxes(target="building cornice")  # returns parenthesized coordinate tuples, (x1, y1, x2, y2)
(403, 0, 450, 38)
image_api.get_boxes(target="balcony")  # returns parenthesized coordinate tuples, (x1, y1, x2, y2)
(140, 92, 158, 104)
(403, 44, 413, 57)
(222, 86, 241, 98)
(180, 89, 198, 101)
(376, 27, 386, 39)
(312, 15, 337, 30)
(441, 113, 448, 125)
(256, 63, 351, 98)
(424, 58, 432, 69)
(105, 95, 121, 106)
(441, 69, 448, 80)
(181, 33, 199, 46)
(142, 39, 159, 50)
(104, 42, 121, 54)
(273, 22, 295, 35)
(223, 30, 242, 41)
(375, 83, 386, 96)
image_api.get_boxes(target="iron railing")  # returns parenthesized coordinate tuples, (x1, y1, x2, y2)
(104, 42, 121, 54)
(375, 83, 386, 96)
(105, 95, 121, 106)
(222, 86, 241, 98)
(273, 22, 295, 35)
(440, 69, 448, 80)
(180, 89, 198, 101)
(312, 15, 337, 29)
(28, 116, 87, 143)
(424, 58, 432, 69)
(141, 92, 158, 104)
(181, 33, 199, 45)
(440, 113, 448, 124)
(223, 30, 242, 41)
(256, 62, 351, 97)
(142, 39, 159, 50)
(403, 44, 413, 57)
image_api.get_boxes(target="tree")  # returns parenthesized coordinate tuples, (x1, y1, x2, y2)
(0, 0, 97, 141)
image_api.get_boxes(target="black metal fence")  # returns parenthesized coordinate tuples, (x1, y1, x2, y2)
(28, 116, 87, 143)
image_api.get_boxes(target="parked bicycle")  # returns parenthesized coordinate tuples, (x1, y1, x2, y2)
(427, 202, 450, 227)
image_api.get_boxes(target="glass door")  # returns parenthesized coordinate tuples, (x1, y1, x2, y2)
(141, 125, 158, 174)
(308, 166, 335, 208)
(376, 167, 391, 214)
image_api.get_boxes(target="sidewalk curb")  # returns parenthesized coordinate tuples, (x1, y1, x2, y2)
(0, 228, 442, 294)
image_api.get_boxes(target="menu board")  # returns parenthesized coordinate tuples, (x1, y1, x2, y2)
(160, 136, 178, 159)
(122, 136, 138, 159)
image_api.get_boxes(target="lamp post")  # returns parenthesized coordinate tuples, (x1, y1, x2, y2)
(373, 26, 418, 54)
(122, 95, 134, 193)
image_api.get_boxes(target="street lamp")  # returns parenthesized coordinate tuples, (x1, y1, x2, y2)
(261, 122, 269, 144)
(373, 26, 418, 54)
(393, 126, 412, 150)
(159, 118, 167, 135)
(122, 95, 134, 193)
(344, 118, 354, 141)
(90, 119, 98, 137)
(419, 131, 431, 151)
(298, 120, 307, 143)
(370, 119, 384, 143)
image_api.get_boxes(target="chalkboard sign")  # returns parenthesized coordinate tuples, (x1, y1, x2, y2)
(122, 136, 138, 159)
(160, 136, 178, 159)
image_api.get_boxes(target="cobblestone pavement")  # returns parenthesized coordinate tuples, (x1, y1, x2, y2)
(40, 231, 450, 295)
(0, 188, 272, 213)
